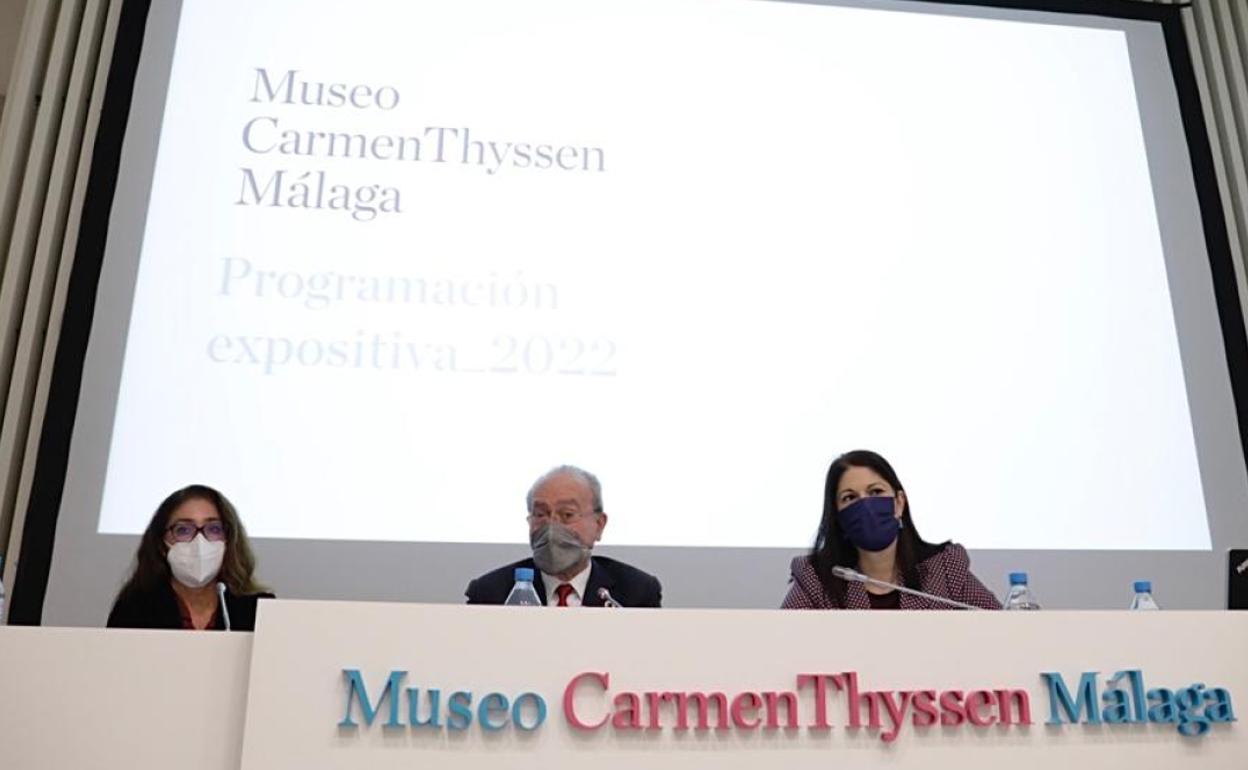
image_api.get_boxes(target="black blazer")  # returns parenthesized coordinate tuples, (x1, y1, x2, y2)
(106, 580, 274, 631)
(465, 555, 662, 608)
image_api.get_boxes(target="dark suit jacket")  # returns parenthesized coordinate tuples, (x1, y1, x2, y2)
(465, 555, 662, 608)
(106, 580, 274, 631)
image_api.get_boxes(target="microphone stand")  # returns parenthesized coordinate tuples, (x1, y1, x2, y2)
(831, 566, 981, 610)
(597, 588, 623, 608)
(216, 582, 233, 630)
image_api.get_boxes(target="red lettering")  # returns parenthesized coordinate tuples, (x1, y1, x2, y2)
(762, 691, 799, 729)
(965, 690, 996, 726)
(833, 672, 880, 729)
(878, 690, 914, 743)
(610, 692, 642, 730)
(797, 673, 837, 729)
(731, 692, 761, 729)
(911, 690, 939, 727)
(673, 692, 728, 730)
(564, 672, 1026, 736)
(994, 689, 1032, 725)
(563, 671, 609, 730)
(645, 692, 663, 730)
(939, 690, 966, 726)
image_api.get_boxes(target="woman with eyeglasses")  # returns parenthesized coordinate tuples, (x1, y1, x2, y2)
(107, 484, 273, 630)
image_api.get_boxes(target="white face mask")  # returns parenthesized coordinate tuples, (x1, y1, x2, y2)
(166, 534, 226, 588)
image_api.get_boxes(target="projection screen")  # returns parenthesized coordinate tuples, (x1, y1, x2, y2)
(35, 0, 1248, 622)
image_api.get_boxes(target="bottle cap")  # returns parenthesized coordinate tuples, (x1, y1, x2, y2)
(1133, 580, 1151, 593)
(1009, 571, 1028, 585)
(514, 567, 534, 582)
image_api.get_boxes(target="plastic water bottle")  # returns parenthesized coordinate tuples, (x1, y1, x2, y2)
(504, 567, 543, 606)
(1129, 580, 1160, 610)
(1004, 572, 1041, 610)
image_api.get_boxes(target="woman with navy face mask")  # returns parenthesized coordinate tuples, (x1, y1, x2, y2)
(782, 450, 1000, 610)
(107, 485, 273, 630)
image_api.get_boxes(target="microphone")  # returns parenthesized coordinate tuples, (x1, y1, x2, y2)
(831, 565, 981, 610)
(597, 587, 623, 608)
(216, 581, 233, 631)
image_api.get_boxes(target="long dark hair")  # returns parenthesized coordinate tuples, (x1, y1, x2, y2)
(810, 450, 946, 606)
(114, 484, 264, 600)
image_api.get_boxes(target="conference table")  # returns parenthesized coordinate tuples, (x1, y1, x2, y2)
(2, 602, 1245, 769)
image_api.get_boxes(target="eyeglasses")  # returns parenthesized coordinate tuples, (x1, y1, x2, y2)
(165, 520, 227, 543)
(528, 509, 599, 526)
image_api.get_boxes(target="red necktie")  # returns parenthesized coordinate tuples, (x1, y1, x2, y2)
(555, 584, 575, 607)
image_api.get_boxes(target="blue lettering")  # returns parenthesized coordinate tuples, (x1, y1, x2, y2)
(1101, 688, 1131, 724)
(340, 675, 552, 733)
(1177, 684, 1210, 736)
(447, 691, 473, 730)
(406, 687, 442, 728)
(339, 669, 406, 728)
(1147, 687, 1179, 723)
(1107, 669, 1148, 722)
(1042, 672, 1101, 725)
(478, 693, 510, 731)
(1205, 688, 1237, 724)
(512, 692, 547, 731)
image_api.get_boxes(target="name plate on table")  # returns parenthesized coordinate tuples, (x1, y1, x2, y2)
(239, 601, 1246, 769)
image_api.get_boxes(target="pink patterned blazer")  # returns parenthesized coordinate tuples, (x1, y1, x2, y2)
(781, 544, 1002, 610)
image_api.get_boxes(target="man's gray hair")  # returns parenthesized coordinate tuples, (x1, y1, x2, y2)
(526, 465, 604, 513)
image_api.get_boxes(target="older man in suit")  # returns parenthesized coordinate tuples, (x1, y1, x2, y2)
(465, 465, 662, 607)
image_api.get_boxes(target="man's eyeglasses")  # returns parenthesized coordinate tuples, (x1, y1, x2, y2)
(528, 509, 599, 525)
(165, 520, 227, 543)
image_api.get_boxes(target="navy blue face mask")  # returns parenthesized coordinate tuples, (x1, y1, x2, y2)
(836, 495, 900, 552)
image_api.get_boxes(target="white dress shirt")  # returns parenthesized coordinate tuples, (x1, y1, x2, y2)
(541, 561, 591, 607)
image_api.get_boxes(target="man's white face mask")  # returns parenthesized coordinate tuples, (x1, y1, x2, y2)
(167, 534, 225, 588)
